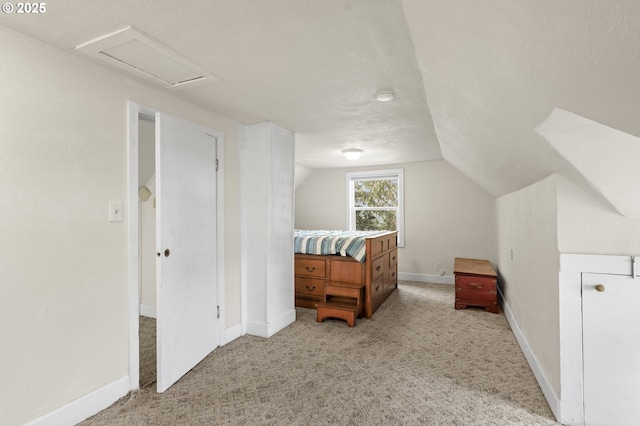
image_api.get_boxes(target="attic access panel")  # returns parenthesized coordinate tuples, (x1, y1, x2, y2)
(76, 26, 219, 89)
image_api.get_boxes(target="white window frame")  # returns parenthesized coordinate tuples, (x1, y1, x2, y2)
(346, 168, 404, 247)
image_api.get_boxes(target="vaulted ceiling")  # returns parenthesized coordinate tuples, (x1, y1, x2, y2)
(2, 0, 639, 198)
(404, 0, 640, 197)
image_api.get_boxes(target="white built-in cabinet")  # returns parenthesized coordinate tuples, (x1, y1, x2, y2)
(239, 122, 296, 338)
(559, 254, 640, 425)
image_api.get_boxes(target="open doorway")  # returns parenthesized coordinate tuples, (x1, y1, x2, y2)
(138, 113, 157, 388)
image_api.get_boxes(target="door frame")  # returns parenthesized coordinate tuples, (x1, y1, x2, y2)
(126, 101, 226, 391)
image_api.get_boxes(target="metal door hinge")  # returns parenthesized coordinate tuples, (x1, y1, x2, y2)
(217, 306, 220, 319)
(215, 159, 219, 171)
(633, 256, 637, 279)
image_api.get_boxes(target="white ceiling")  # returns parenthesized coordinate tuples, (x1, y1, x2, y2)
(403, 0, 640, 197)
(2, 0, 639, 198)
(0, 0, 441, 170)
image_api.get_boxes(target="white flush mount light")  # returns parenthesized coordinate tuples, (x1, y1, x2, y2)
(375, 90, 395, 102)
(76, 26, 220, 89)
(342, 149, 363, 160)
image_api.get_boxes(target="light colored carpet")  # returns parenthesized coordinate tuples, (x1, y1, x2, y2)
(138, 316, 156, 389)
(83, 282, 558, 425)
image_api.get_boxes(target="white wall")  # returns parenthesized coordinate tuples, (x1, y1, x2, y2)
(139, 177, 156, 313)
(556, 177, 640, 255)
(240, 123, 295, 338)
(138, 117, 155, 188)
(294, 164, 312, 189)
(0, 27, 240, 425)
(496, 175, 561, 396)
(138, 119, 156, 314)
(295, 160, 497, 278)
(495, 173, 640, 416)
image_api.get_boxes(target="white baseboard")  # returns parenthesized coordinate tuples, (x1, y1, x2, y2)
(27, 376, 129, 426)
(499, 287, 561, 421)
(139, 304, 156, 318)
(398, 272, 454, 285)
(246, 309, 296, 338)
(221, 322, 242, 346)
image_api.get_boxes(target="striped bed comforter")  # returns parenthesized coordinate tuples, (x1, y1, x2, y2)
(293, 229, 387, 263)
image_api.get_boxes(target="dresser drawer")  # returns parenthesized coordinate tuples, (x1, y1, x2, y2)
(372, 254, 387, 280)
(295, 258, 326, 278)
(371, 275, 384, 298)
(386, 268, 397, 289)
(389, 249, 398, 270)
(295, 277, 325, 297)
(388, 249, 398, 287)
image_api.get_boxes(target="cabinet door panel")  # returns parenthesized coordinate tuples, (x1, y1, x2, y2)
(582, 273, 640, 425)
(329, 258, 363, 284)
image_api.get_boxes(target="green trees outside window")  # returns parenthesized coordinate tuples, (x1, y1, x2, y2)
(347, 168, 404, 246)
(353, 178, 398, 231)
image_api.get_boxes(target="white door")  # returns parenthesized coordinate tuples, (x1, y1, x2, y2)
(582, 273, 640, 425)
(155, 112, 219, 393)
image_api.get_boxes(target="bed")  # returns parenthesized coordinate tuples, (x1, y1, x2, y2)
(294, 229, 398, 319)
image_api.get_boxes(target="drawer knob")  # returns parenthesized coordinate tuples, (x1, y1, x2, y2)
(595, 284, 605, 292)
(306, 285, 316, 291)
(376, 265, 381, 271)
(305, 266, 316, 272)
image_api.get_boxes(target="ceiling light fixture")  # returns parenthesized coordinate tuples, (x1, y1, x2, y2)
(342, 149, 363, 160)
(375, 90, 395, 102)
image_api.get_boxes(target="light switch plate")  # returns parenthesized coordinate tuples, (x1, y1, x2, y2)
(109, 201, 124, 222)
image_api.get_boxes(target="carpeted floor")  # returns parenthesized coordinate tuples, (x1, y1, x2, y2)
(138, 316, 156, 389)
(83, 282, 558, 425)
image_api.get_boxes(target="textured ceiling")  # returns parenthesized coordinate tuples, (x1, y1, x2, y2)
(2, 1, 639, 198)
(403, 0, 640, 197)
(0, 0, 440, 169)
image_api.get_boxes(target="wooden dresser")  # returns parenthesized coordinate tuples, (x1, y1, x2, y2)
(453, 257, 499, 314)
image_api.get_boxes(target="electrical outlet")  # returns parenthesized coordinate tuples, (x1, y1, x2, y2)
(435, 262, 441, 272)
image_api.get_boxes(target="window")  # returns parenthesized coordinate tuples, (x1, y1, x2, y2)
(346, 169, 404, 247)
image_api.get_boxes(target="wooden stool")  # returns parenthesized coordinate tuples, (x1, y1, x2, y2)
(316, 282, 365, 327)
(324, 281, 364, 316)
(316, 301, 359, 327)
